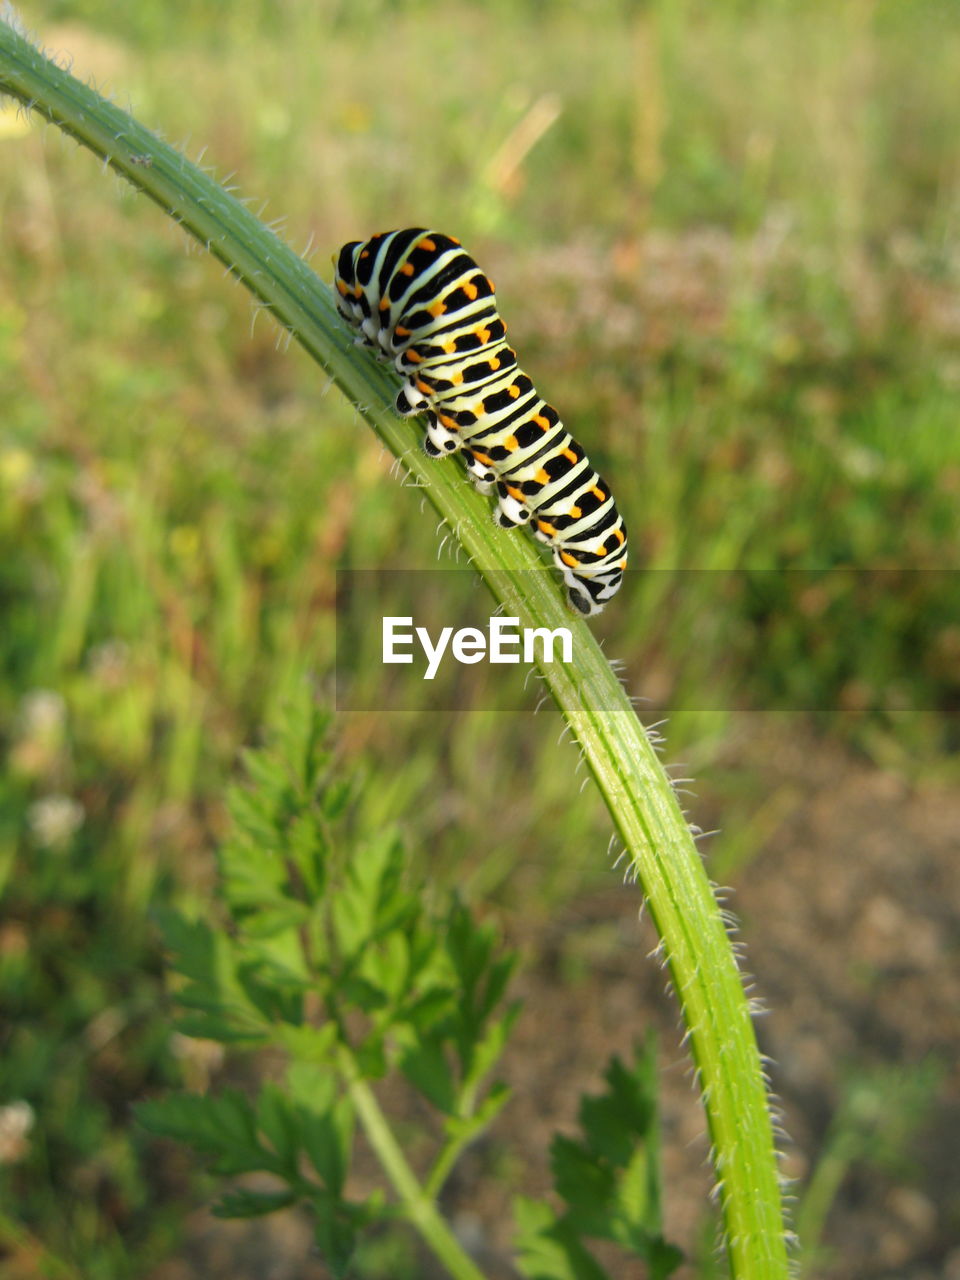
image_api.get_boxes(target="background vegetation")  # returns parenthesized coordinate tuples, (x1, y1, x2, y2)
(2, 0, 959, 1276)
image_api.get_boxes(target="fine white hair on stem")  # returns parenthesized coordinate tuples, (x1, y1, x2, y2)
(1, 4, 32, 41)
(693, 827, 720, 845)
(523, 665, 545, 692)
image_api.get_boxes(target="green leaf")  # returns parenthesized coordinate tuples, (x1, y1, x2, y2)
(136, 1090, 277, 1177)
(214, 1186, 298, 1219)
(444, 1081, 512, 1145)
(443, 901, 519, 1081)
(331, 877, 372, 961)
(286, 811, 328, 900)
(220, 795, 291, 918)
(459, 1000, 522, 1096)
(236, 958, 305, 1026)
(300, 1096, 355, 1195)
(240, 924, 310, 984)
(218, 705, 334, 916)
(515, 1044, 684, 1276)
(172, 1012, 269, 1046)
(614, 1146, 653, 1250)
(400, 985, 457, 1033)
(313, 1193, 363, 1279)
(225, 783, 284, 858)
(279, 696, 331, 796)
(446, 900, 494, 992)
(400, 1037, 457, 1114)
(153, 907, 221, 985)
(513, 1197, 610, 1280)
(155, 908, 268, 1040)
(285, 1064, 354, 1194)
(337, 974, 391, 1013)
(240, 741, 295, 811)
(333, 833, 415, 961)
(353, 1036, 388, 1079)
(322, 778, 353, 822)
(579, 1055, 655, 1169)
(562, 1047, 668, 1252)
(276, 1023, 339, 1063)
(359, 931, 411, 1004)
(238, 900, 311, 939)
(287, 1061, 339, 1111)
(256, 1082, 301, 1175)
(551, 1135, 617, 1229)
(644, 1238, 685, 1280)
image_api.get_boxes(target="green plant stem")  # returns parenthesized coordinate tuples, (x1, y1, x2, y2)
(0, 20, 789, 1278)
(793, 1132, 856, 1271)
(341, 1055, 488, 1280)
(424, 1124, 476, 1202)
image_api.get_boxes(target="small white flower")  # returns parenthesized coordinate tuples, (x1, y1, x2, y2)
(20, 689, 66, 738)
(0, 1100, 34, 1164)
(28, 794, 85, 848)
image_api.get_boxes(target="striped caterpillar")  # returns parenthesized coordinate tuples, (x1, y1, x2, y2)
(333, 228, 627, 616)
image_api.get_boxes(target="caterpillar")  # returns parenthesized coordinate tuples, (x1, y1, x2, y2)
(333, 228, 627, 616)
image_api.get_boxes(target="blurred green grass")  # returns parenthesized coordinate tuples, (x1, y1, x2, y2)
(2, 0, 960, 1273)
